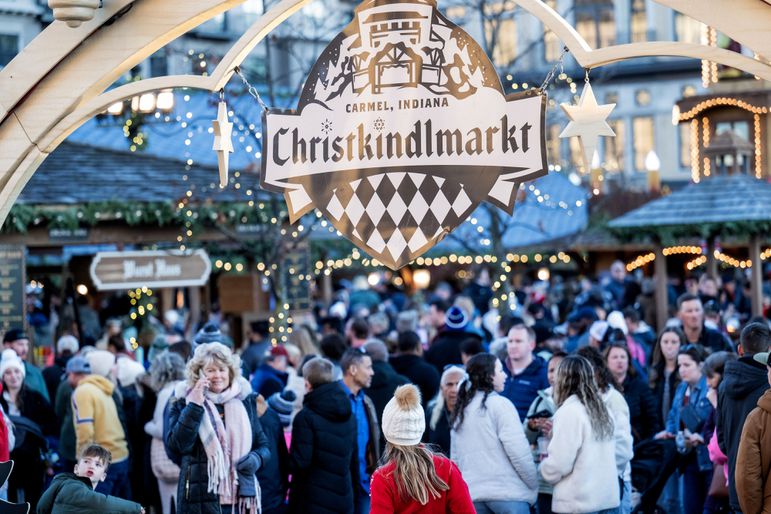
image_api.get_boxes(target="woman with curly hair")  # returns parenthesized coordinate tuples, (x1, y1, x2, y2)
(370, 384, 474, 513)
(166, 342, 271, 514)
(540, 355, 620, 514)
(450, 353, 537, 513)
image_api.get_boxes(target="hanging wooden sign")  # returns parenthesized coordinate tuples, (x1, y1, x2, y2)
(90, 249, 211, 291)
(261, 0, 547, 269)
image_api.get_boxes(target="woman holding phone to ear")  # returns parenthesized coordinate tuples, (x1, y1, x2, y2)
(167, 342, 271, 514)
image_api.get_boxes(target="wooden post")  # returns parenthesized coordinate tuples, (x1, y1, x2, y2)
(749, 235, 763, 318)
(707, 235, 718, 280)
(654, 243, 669, 332)
(322, 272, 332, 305)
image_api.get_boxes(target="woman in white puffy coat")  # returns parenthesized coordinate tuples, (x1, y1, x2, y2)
(451, 353, 538, 514)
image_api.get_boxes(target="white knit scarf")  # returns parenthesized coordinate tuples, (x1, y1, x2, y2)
(187, 377, 260, 513)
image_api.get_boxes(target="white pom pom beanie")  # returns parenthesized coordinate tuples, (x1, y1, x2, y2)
(381, 384, 425, 446)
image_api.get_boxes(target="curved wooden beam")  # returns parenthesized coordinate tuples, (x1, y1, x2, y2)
(0, 0, 137, 124)
(655, 0, 771, 61)
(38, 0, 314, 153)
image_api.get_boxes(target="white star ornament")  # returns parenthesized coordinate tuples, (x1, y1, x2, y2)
(559, 83, 615, 170)
(212, 101, 234, 188)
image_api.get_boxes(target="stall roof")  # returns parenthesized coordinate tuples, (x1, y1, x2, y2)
(608, 174, 771, 229)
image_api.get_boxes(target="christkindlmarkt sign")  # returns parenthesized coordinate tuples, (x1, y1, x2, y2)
(261, 0, 547, 269)
(90, 249, 212, 291)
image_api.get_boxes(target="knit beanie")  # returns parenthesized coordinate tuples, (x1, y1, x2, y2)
(445, 305, 468, 331)
(56, 335, 80, 355)
(87, 350, 116, 378)
(267, 389, 297, 427)
(589, 320, 609, 342)
(193, 322, 224, 347)
(381, 384, 425, 446)
(0, 349, 25, 378)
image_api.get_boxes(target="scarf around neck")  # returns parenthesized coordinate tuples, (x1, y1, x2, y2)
(187, 376, 260, 513)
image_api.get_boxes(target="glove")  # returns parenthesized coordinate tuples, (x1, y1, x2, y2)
(236, 452, 260, 475)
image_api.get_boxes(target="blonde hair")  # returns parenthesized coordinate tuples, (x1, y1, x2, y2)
(289, 325, 320, 357)
(382, 443, 449, 505)
(186, 342, 241, 388)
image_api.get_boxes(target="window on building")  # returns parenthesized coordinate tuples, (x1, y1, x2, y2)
(575, 0, 616, 49)
(682, 85, 697, 97)
(679, 123, 691, 168)
(635, 89, 651, 107)
(674, 13, 702, 44)
(570, 136, 585, 171)
(484, 6, 517, 67)
(0, 34, 19, 67)
(445, 5, 467, 21)
(633, 116, 654, 171)
(605, 91, 619, 105)
(630, 0, 647, 42)
(543, 0, 562, 62)
(547, 124, 561, 164)
(150, 52, 168, 77)
(604, 119, 625, 172)
(716, 120, 750, 140)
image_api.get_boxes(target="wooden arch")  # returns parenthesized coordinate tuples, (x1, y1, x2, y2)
(0, 0, 770, 226)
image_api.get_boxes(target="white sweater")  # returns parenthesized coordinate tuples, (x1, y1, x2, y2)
(540, 395, 620, 513)
(604, 388, 634, 481)
(451, 391, 538, 503)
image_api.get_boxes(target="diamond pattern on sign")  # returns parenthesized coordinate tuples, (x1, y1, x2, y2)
(408, 172, 425, 188)
(387, 172, 406, 189)
(387, 193, 408, 225)
(386, 229, 407, 260)
(368, 174, 384, 190)
(346, 193, 365, 225)
(433, 176, 445, 187)
(430, 188, 451, 222)
(452, 186, 472, 216)
(407, 191, 429, 222)
(408, 227, 428, 252)
(352, 228, 362, 240)
(328, 190, 344, 220)
(351, 178, 361, 192)
(368, 229, 386, 253)
(374, 175, 396, 205)
(366, 193, 386, 226)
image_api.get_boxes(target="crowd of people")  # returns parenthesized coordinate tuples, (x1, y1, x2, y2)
(1, 260, 771, 514)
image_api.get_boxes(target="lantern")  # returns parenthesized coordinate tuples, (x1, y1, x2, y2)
(48, 0, 100, 28)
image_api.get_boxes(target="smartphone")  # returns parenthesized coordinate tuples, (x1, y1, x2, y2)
(527, 409, 552, 419)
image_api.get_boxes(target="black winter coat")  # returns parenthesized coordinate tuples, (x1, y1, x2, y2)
(166, 388, 271, 514)
(621, 373, 661, 443)
(288, 382, 357, 514)
(389, 354, 440, 406)
(257, 408, 289, 512)
(717, 356, 769, 509)
(425, 330, 481, 373)
(365, 360, 409, 426)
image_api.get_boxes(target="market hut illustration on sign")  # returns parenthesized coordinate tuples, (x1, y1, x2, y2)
(261, 0, 548, 269)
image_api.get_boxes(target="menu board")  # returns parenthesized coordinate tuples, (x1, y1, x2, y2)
(281, 244, 311, 312)
(0, 245, 25, 331)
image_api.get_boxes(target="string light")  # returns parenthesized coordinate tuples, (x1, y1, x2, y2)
(690, 119, 700, 183)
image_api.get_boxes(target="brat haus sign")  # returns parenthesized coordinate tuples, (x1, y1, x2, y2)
(261, 0, 547, 269)
(90, 250, 211, 291)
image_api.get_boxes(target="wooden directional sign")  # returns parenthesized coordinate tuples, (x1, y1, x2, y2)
(90, 249, 211, 291)
(0, 245, 25, 331)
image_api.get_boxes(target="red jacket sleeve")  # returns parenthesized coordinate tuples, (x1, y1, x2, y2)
(445, 460, 476, 514)
(370, 469, 395, 514)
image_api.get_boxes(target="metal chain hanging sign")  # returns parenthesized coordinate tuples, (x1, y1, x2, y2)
(261, 0, 548, 269)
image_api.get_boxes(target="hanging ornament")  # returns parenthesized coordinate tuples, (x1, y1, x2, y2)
(559, 72, 615, 171)
(212, 92, 234, 188)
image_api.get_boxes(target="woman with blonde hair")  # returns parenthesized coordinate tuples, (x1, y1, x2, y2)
(370, 384, 475, 513)
(167, 342, 271, 514)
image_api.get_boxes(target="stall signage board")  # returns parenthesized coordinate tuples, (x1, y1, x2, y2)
(90, 249, 211, 291)
(261, 0, 547, 269)
(0, 245, 25, 331)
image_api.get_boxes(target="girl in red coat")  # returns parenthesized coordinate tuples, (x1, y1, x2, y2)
(370, 384, 475, 514)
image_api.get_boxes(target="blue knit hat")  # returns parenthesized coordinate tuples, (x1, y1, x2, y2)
(268, 389, 297, 427)
(445, 306, 468, 331)
(193, 322, 224, 347)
